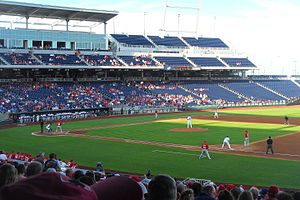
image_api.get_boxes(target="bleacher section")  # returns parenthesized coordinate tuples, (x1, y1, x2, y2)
(154, 56, 192, 66)
(188, 57, 225, 67)
(221, 58, 255, 67)
(0, 52, 40, 65)
(182, 81, 242, 103)
(83, 55, 122, 66)
(182, 37, 228, 48)
(257, 80, 300, 98)
(118, 55, 156, 66)
(221, 81, 285, 101)
(35, 54, 87, 66)
(110, 34, 154, 46)
(148, 36, 187, 47)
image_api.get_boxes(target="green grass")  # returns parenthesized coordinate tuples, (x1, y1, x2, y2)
(1, 106, 300, 188)
(85, 120, 300, 145)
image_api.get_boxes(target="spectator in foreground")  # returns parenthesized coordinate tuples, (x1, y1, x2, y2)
(231, 187, 242, 200)
(26, 161, 43, 177)
(148, 174, 178, 200)
(0, 163, 18, 189)
(218, 189, 234, 200)
(267, 186, 280, 200)
(16, 164, 26, 181)
(195, 185, 216, 200)
(238, 191, 254, 200)
(276, 192, 294, 200)
(191, 182, 202, 198)
(180, 189, 195, 200)
(91, 176, 143, 200)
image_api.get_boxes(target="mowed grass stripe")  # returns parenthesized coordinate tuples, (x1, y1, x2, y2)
(84, 120, 300, 145)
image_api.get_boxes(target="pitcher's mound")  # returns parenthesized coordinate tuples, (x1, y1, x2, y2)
(170, 128, 208, 132)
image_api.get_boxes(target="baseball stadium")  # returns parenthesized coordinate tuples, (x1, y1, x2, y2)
(0, 0, 300, 199)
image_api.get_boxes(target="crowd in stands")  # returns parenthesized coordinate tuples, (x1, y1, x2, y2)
(0, 80, 287, 115)
(0, 149, 298, 200)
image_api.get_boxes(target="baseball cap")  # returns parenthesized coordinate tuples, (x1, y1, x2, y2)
(91, 176, 143, 200)
(0, 172, 97, 200)
(268, 185, 280, 195)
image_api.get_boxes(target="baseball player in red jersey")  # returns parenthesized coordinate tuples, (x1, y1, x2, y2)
(56, 121, 63, 133)
(199, 140, 211, 160)
(244, 130, 250, 147)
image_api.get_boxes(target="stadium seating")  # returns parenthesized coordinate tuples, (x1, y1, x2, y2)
(110, 34, 154, 46)
(35, 54, 87, 66)
(221, 81, 285, 101)
(182, 37, 228, 48)
(0, 52, 40, 65)
(188, 57, 225, 67)
(154, 56, 192, 66)
(182, 81, 242, 103)
(118, 55, 156, 66)
(256, 80, 300, 98)
(83, 55, 123, 66)
(148, 35, 187, 47)
(221, 58, 256, 67)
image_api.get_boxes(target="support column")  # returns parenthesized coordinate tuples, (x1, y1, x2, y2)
(26, 16, 29, 29)
(104, 22, 107, 34)
(66, 19, 69, 31)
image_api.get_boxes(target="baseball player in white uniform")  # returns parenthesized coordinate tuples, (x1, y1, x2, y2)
(221, 136, 233, 150)
(214, 110, 219, 119)
(187, 115, 192, 128)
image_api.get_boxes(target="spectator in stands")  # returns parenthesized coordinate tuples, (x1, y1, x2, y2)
(0, 172, 98, 200)
(65, 168, 74, 179)
(74, 170, 85, 180)
(44, 152, 61, 171)
(33, 152, 45, 165)
(218, 189, 234, 200)
(191, 182, 203, 198)
(240, 191, 255, 200)
(148, 174, 178, 200)
(293, 192, 300, 200)
(267, 186, 280, 200)
(95, 161, 105, 174)
(0, 150, 8, 161)
(26, 161, 43, 177)
(16, 164, 26, 181)
(78, 175, 95, 186)
(249, 187, 259, 200)
(91, 176, 143, 200)
(230, 187, 242, 200)
(0, 163, 18, 189)
(277, 192, 293, 200)
(195, 184, 216, 200)
(180, 189, 194, 200)
(141, 169, 152, 185)
(85, 171, 96, 184)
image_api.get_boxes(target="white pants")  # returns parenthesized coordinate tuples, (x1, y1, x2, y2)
(221, 141, 232, 149)
(199, 149, 211, 159)
(56, 126, 62, 132)
(244, 138, 249, 147)
(187, 121, 192, 128)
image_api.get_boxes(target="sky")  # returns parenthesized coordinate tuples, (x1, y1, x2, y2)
(3, 0, 300, 75)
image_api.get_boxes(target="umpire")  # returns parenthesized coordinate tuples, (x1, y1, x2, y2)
(266, 136, 274, 154)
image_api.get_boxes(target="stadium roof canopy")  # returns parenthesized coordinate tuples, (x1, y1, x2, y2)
(0, 0, 118, 23)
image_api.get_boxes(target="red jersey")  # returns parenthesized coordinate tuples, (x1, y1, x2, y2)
(57, 122, 62, 126)
(201, 143, 209, 150)
(244, 132, 249, 138)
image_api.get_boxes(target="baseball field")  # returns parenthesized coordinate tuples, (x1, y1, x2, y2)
(1, 105, 300, 189)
